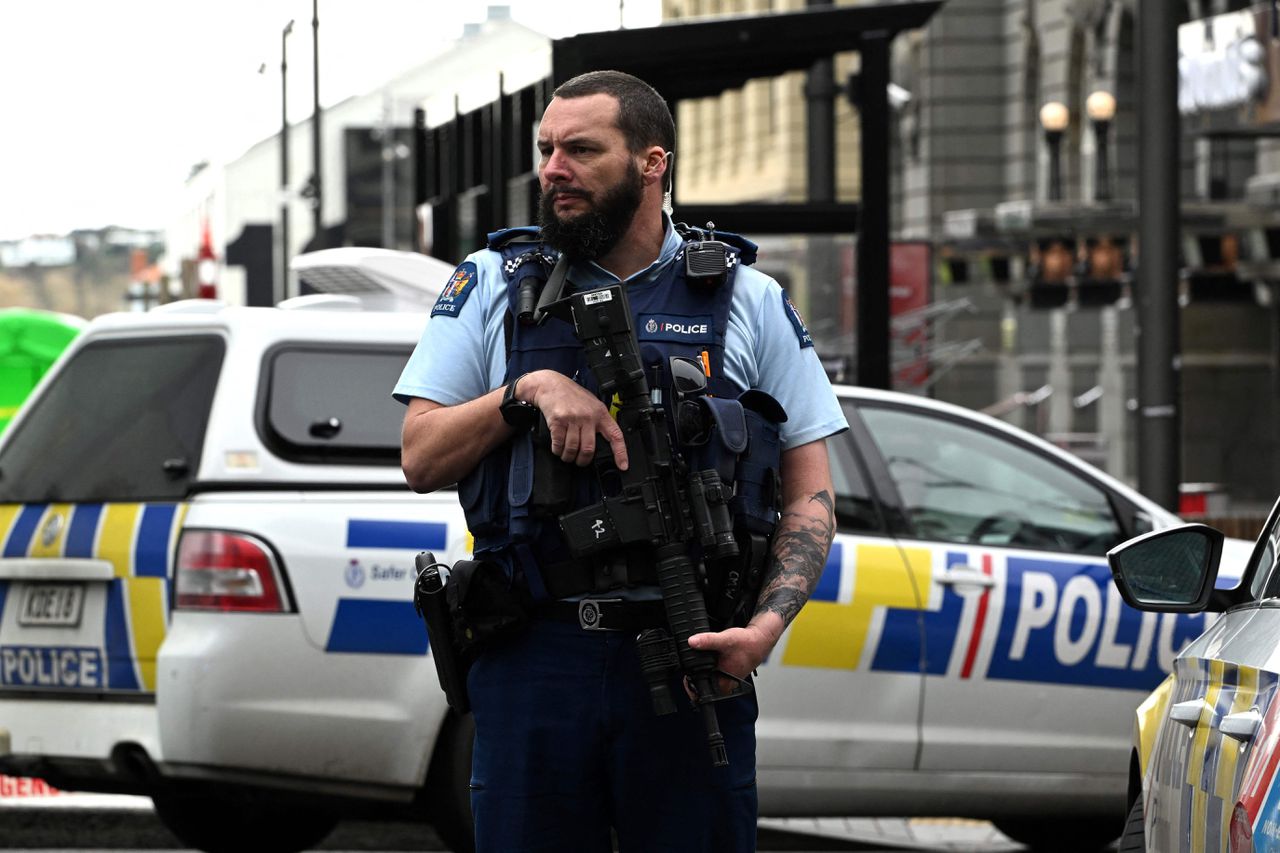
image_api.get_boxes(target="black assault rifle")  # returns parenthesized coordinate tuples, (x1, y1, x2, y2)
(544, 284, 749, 768)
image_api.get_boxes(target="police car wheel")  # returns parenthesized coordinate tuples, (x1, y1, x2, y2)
(151, 790, 340, 853)
(1116, 796, 1145, 853)
(991, 816, 1121, 852)
(423, 712, 475, 853)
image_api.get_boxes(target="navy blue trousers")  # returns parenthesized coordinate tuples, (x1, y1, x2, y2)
(467, 619, 759, 852)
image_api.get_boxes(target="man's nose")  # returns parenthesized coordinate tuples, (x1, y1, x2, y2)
(541, 148, 572, 184)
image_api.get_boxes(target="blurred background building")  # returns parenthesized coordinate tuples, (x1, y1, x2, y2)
(668, 0, 1280, 517)
(165, 5, 549, 307)
(149, 0, 1280, 516)
(0, 227, 163, 316)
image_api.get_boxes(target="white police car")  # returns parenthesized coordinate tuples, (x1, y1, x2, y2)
(1109, 497, 1280, 852)
(0, 250, 477, 851)
(762, 384, 1250, 852)
(0, 247, 1248, 853)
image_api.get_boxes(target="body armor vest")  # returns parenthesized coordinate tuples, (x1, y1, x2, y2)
(457, 225, 785, 617)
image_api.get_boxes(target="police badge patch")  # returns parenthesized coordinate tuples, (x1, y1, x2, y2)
(431, 262, 478, 318)
(780, 288, 813, 349)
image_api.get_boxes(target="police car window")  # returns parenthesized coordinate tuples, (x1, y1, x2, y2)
(1253, 514, 1280, 599)
(829, 443, 882, 533)
(1253, 539, 1277, 600)
(261, 346, 409, 465)
(859, 405, 1123, 555)
(0, 336, 224, 503)
(830, 402, 884, 533)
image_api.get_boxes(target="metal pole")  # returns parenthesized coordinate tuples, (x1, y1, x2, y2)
(414, 105, 430, 249)
(1046, 130, 1063, 202)
(805, 0, 840, 376)
(856, 33, 891, 390)
(413, 107, 428, 252)
(311, 0, 324, 248)
(279, 20, 293, 305)
(1136, 0, 1181, 511)
(805, 0, 836, 202)
(1094, 119, 1111, 202)
(381, 95, 394, 250)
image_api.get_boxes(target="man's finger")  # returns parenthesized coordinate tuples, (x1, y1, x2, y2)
(561, 429, 580, 463)
(687, 631, 723, 650)
(601, 420, 629, 471)
(575, 426, 596, 466)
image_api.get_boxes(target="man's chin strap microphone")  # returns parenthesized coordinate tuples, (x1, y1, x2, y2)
(662, 151, 675, 215)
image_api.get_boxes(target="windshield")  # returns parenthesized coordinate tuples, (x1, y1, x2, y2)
(0, 335, 224, 503)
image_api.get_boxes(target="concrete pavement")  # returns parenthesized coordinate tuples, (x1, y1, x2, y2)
(761, 818, 1022, 851)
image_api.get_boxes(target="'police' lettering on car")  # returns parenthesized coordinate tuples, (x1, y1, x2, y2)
(0, 646, 103, 688)
(988, 557, 1206, 688)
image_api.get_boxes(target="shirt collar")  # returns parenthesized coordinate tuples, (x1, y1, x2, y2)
(567, 214, 682, 290)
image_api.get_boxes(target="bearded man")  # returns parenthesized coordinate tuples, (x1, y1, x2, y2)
(395, 70, 846, 853)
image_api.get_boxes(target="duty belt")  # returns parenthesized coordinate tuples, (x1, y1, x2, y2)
(541, 553, 659, 599)
(532, 598, 666, 632)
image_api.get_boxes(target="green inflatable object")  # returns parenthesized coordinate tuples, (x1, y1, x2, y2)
(0, 309, 85, 435)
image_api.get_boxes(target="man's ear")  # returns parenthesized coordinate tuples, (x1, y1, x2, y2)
(642, 147, 669, 186)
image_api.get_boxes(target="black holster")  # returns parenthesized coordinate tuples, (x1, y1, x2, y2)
(414, 554, 532, 715)
(413, 552, 471, 714)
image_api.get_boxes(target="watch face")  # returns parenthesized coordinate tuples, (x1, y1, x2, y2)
(501, 398, 537, 431)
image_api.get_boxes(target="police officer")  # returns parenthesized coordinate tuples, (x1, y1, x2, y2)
(396, 70, 847, 852)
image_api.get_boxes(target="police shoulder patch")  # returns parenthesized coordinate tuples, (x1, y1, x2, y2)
(780, 288, 813, 349)
(431, 262, 479, 318)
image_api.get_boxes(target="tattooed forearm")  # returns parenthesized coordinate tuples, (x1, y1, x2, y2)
(753, 489, 836, 628)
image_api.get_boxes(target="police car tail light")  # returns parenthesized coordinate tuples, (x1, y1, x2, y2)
(1230, 803, 1254, 853)
(175, 531, 289, 613)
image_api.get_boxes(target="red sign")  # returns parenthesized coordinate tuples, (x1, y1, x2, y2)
(889, 242, 933, 388)
(0, 775, 60, 797)
(843, 241, 935, 389)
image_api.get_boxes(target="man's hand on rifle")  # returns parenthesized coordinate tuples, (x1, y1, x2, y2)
(521, 370, 629, 470)
(687, 443, 836, 697)
(686, 612, 784, 696)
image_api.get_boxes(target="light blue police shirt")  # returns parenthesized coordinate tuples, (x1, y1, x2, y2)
(393, 217, 848, 450)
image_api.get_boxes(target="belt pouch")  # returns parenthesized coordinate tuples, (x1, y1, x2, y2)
(447, 558, 530, 659)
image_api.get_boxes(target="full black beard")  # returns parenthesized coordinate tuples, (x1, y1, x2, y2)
(538, 161, 644, 261)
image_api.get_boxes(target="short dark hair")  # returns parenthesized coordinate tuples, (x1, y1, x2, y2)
(552, 70, 675, 154)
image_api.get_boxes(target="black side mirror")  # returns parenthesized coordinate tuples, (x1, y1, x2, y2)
(1107, 523, 1225, 613)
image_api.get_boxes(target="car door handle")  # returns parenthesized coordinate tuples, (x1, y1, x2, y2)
(1170, 698, 1209, 727)
(1221, 709, 1263, 741)
(936, 566, 996, 589)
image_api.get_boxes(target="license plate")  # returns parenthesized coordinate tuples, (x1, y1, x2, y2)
(18, 584, 86, 628)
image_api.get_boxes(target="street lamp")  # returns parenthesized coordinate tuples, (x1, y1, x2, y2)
(1087, 90, 1117, 203)
(310, 0, 323, 248)
(1039, 101, 1069, 203)
(280, 19, 294, 305)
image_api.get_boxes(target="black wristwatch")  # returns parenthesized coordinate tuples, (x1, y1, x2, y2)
(499, 374, 538, 431)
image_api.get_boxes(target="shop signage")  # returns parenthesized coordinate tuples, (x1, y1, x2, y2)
(1179, 7, 1280, 128)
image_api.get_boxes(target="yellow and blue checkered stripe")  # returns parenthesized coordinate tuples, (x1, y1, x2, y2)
(1147, 658, 1280, 852)
(0, 502, 187, 692)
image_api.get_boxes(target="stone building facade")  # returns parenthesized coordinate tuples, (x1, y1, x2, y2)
(664, 0, 1280, 512)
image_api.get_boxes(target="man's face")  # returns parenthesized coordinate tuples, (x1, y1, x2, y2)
(536, 94, 645, 260)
